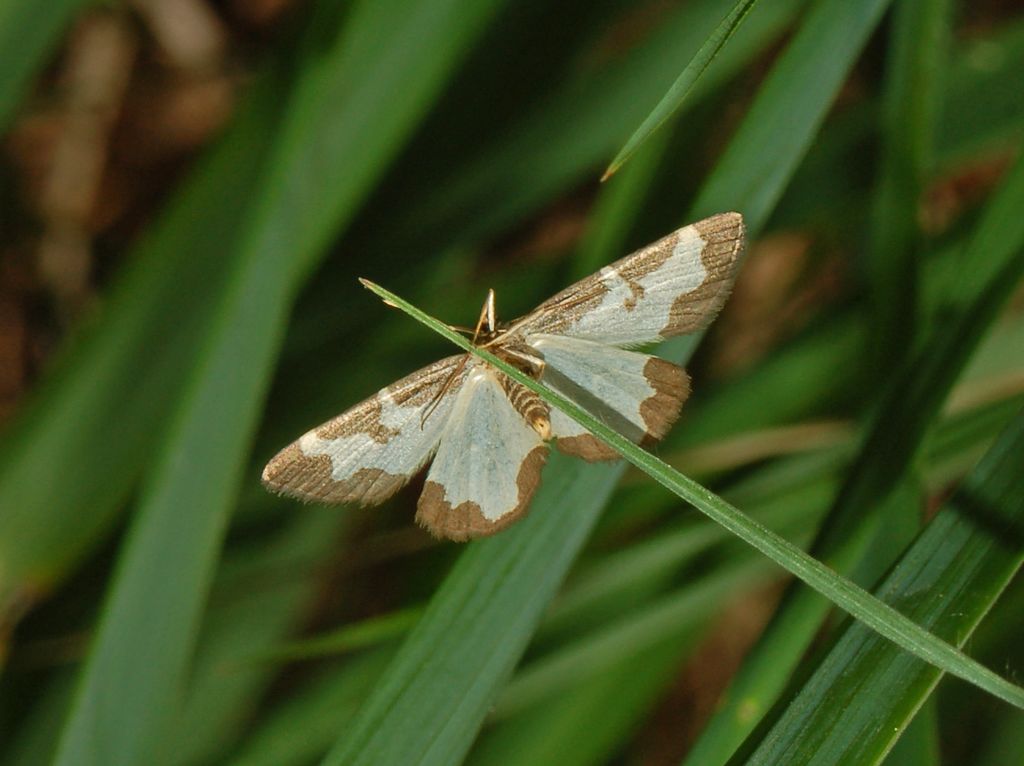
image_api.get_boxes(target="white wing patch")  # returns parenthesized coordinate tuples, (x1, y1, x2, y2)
(417, 366, 547, 540)
(506, 212, 743, 346)
(262, 355, 467, 505)
(528, 335, 689, 461)
(557, 227, 706, 344)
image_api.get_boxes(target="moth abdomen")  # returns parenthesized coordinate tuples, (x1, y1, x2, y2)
(499, 374, 551, 440)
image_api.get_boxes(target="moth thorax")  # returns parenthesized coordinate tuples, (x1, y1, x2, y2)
(499, 374, 551, 440)
(494, 341, 546, 379)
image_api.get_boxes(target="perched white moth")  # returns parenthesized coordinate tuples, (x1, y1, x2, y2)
(263, 212, 745, 540)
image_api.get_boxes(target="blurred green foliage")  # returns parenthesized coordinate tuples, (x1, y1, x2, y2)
(1, 1, 1022, 765)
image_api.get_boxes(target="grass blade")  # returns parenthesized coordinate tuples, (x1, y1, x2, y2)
(743, 411, 1024, 764)
(362, 280, 1024, 712)
(684, 144, 1024, 766)
(690, 0, 894, 229)
(320, 456, 626, 766)
(49, 2, 505, 764)
(0, 70, 288, 623)
(602, 0, 761, 180)
(865, 0, 951, 366)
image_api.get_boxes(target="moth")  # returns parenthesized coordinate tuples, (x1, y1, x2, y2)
(263, 212, 744, 541)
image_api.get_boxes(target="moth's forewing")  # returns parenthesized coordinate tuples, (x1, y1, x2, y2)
(262, 355, 467, 506)
(507, 212, 744, 346)
(499, 213, 741, 462)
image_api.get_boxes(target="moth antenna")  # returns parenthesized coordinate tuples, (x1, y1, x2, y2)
(471, 290, 497, 344)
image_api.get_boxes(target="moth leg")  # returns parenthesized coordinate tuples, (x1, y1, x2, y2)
(421, 356, 468, 427)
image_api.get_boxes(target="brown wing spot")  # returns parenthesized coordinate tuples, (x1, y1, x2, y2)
(618, 237, 674, 283)
(314, 397, 400, 443)
(622, 274, 645, 310)
(415, 445, 548, 541)
(262, 443, 408, 505)
(556, 433, 619, 462)
(664, 212, 745, 337)
(639, 358, 690, 441)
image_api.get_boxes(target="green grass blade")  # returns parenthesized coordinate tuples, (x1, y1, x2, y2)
(165, 509, 348, 766)
(227, 650, 397, 766)
(49, 2, 505, 764)
(495, 561, 775, 720)
(743, 411, 1024, 764)
(0, 0, 90, 128)
(690, 0, 894, 228)
(469, 638, 691, 766)
(603, 0, 761, 180)
(320, 457, 626, 766)
(0, 69, 288, 618)
(865, 0, 950, 366)
(362, 280, 1024, 712)
(684, 145, 1024, 766)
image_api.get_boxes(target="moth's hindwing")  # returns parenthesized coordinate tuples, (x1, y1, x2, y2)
(262, 355, 468, 506)
(527, 335, 690, 461)
(416, 366, 548, 540)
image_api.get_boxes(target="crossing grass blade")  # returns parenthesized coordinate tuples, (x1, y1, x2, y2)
(361, 281, 1024, 713)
